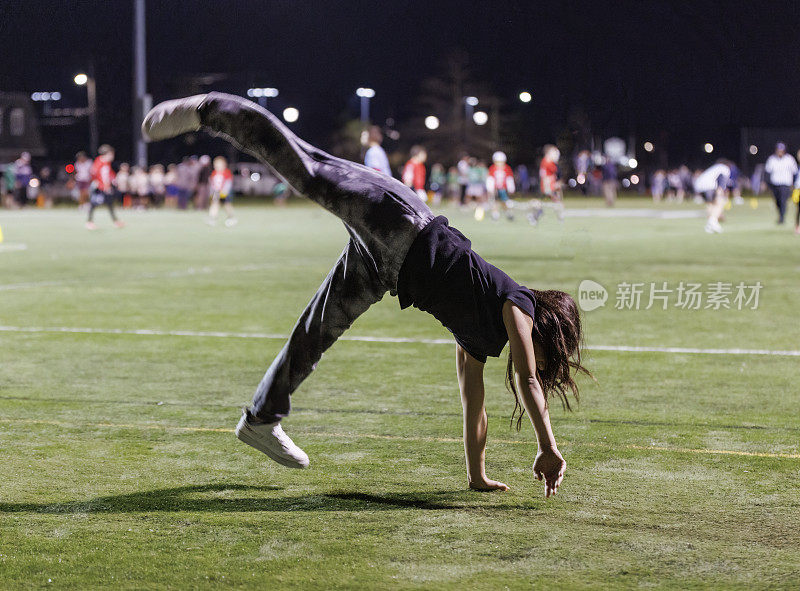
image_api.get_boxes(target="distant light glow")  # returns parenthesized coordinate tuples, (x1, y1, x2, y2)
(749, 144, 758, 155)
(465, 96, 479, 106)
(29, 178, 40, 188)
(643, 141, 654, 152)
(631, 174, 640, 184)
(250, 172, 261, 182)
(387, 130, 400, 140)
(472, 110, 488, 125)
(519, 91, 532, 103)
(568, 178, 577, 188)
(704, 143, 714, 153)
(282, 107, 299, 123)
(621, 178, 631, 188)
(628, 158, 638, 168)
(31, 91, 61, 101)
(65, 164, 75, 174)
(356, 87, 375, 98)
(424, 115, 440, 130)
(247, 87, 278, 98)
(577, 173, 586, 184)
(74, 73, 88, 86)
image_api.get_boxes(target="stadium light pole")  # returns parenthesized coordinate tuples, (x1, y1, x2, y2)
(133, 0, 149, 168)
(356, 88, 375, 124)
(74, 69, 98, 156)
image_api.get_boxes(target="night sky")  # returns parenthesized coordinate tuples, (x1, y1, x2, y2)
(3, 0, 800, 165)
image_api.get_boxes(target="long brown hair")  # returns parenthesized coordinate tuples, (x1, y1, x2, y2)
(506, 289, 592, 430)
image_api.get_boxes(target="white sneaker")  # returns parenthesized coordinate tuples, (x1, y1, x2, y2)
(235, 412, 309, 469)
(141, 94, 207, 141)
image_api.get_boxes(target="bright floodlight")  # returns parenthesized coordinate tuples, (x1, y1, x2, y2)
(264, 87, 279, 98)
(519, 91, 532, 103)
(424, 115, 440, 130)
(51, 91, 61, 100)
(628, 158, 638, 168)
(356, 87, 375, 98)
(283, 107, 299, 123)
(704, 142, 714, 153)
(643, 141, 654, 152)
(749, 144, 758, 155)
(250, 172, 261, 182)
(74, 73, 88, 86)
(465, 96, 479, 106)
(472, 110, 488, 125)
(631, 174, 640, 184)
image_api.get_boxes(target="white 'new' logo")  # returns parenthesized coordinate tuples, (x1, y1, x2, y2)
(578, 280, 608, 311)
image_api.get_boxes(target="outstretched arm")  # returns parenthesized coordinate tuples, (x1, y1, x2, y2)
(456, 344, 509, 491)
(502, 302, 566, 497)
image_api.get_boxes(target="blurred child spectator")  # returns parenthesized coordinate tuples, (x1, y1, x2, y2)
(195, 155, 212, 209)
(131, 165, 150, 209)
(176, 157, 194, 210)
(601, 157, 618, 207)
(2, 163, 16, 208)
(87, 144, 124, 229)
(651, 169, 666, 202)
(364, 126, 391, 176)
(73, 151, 93, 207)
(446, 166, 460, 203)
(457, 154, 470, 205)
(115, 163, 131, 207)
(429, 163, 446, 206)
(207, 156, 237, 227)
(272, 180, 290, 207)
(164, 163, 179, 208)
(515, 163, 531, 193)
(402, 145, 427, 202)
(149, 164, 166, 207)
(13, 152, 32, 207)
(487, 151, 515, 221)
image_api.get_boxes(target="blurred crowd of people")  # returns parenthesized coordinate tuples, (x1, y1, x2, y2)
(3, 135, 800, 234)
(0, 148, 250, 229)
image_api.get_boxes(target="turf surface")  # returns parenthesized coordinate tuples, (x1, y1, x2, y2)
(1, 197, 798, 589)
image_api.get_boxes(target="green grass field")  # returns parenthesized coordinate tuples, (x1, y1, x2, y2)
(1, 196, 799, 590)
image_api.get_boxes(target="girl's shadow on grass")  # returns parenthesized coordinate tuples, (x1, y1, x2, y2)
(0, 484, 512, 514)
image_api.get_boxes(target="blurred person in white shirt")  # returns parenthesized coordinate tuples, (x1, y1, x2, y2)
(764, 142, 797, 225)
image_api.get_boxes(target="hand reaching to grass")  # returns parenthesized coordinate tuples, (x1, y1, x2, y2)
(533, 448, 565, 497)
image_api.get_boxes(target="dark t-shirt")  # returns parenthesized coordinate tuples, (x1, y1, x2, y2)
(397, 216, 536, 362)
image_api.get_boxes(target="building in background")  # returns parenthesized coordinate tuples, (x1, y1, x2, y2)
(0, 93, 46, 162)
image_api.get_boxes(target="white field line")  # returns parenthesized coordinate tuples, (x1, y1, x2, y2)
(0, 324, 798, 357)
(0, 243, 28, 252)
(0, 263, 281, 291)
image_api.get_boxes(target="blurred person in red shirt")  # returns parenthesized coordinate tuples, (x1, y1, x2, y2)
(402, 145, 427, 202)
(207, 156, 237, 227)
(86, 144, 124, 229)
(487, 151, 515, 221)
